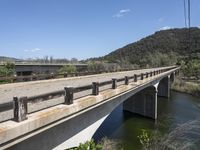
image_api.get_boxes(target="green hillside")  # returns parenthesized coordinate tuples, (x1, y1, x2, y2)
(92, 27, 200, 68)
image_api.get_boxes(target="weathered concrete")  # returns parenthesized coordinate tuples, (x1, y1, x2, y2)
(0, 67, 180, 150)
(0, 66, 175, 105)
(0, 67, 175, 122)
(157, 76, 170, 98)
(170, 72, 175, 83)
(123, 86, 157, 119)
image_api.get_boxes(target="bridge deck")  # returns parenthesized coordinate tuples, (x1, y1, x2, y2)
(0, 66, 172, 104)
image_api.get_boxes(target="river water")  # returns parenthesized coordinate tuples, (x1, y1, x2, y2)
(93, 91, 200, 149)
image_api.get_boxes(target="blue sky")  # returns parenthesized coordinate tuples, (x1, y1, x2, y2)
(0, 0, 200, 60)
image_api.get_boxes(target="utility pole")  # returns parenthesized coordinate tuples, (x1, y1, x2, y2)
(188, 0, 191, 54)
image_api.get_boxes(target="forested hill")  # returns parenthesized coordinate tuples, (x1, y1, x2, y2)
(92, 27, 200, 67)
(0, 56, 20, 62)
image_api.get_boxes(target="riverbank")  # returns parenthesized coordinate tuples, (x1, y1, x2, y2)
(171, 78, 200, 97)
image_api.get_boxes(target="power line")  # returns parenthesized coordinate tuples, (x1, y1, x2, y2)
(188, 0, 191, 52)
(183, 0, 187, 27)
(182, 0, 192, 61)
(188, 0, 191, 28)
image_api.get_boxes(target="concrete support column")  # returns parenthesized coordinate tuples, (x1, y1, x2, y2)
(170, 72, 175, 83)
(123, 86, 157, 119)
(157, 76, 170, 98)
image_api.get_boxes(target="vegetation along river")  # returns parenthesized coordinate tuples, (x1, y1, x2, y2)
(93, 91, 200, 149)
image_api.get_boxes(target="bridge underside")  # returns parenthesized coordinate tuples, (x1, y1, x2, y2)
(123, 86, 157, 119)
(157, 76, 170, 98)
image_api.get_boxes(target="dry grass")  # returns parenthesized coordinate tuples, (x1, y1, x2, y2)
(100, 137, 123, 150)
(157, 120, 200, 150)
(140, 120, 200, 150)
(171, 79, 200, 97)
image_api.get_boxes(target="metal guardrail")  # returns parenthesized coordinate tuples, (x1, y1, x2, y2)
(0, 66, 179, 123)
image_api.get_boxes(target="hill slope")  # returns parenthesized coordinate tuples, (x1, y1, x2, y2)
(94, 27, 200, 67)
(0, 56, 20, 62)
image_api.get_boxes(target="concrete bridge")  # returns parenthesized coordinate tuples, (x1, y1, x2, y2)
(0, 66, 179, 150)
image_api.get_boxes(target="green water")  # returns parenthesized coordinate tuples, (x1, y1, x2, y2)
(93, 91, 200, 149)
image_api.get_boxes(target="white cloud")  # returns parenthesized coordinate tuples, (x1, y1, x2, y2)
(158, 17, 164, 22)
(160, 26, 171, 30)
(113, 9, 131, 18)
(119, 9, 130, 13)
(24, 48, 41, 52)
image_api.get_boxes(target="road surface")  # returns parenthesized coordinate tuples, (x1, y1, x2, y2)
(0, 66, 171, 104)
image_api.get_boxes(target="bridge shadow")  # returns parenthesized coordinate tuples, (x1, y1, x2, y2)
(92, 103, 155, 142)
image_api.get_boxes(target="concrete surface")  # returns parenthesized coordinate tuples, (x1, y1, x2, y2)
(0, 66, 174, 104)
(0, 67, 178, 149)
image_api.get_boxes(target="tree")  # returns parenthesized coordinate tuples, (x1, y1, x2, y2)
(182, 59, 200, 79)
(58, 65, 77, 74)
(70, 139, 102, 150)
(50, 56, 53, 63)
(87, 62, 106, 72)
(71, 58, 78, 64)
(0, 62, 15, 77)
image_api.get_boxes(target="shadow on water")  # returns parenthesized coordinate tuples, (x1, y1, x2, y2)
(93, 104, 157, 150)
(93, 91, 200, 150)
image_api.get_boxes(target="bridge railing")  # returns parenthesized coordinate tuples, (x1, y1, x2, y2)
(0, 66, 179, 123)
(0, 66, 176, 83)
(0, 68, 144, 83)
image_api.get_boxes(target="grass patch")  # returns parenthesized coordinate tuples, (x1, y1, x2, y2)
(68, 138, 123, 150)
(171, 78, 200, 97)
(138, 120, 200, 150)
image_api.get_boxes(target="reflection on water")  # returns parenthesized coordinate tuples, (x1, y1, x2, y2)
(93, 91, 200, 150)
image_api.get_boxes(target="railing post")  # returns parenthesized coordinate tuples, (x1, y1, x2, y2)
(177, 69, 180, 75)
(141, 73, 144, 80)
(64, 73, 68, 78)
(112, 78, 117, 89)
(92, 82, 99, 95)
(134, 74, 137, 82)
(64, 87, 74, 105)
(153, 71, 156, 76)
(150, 71, 152, 77)
(13, 96, 28, 122)
(51, 73, 54, 79)
(125, 76, 129, 85)
(146, 72, 148, 78)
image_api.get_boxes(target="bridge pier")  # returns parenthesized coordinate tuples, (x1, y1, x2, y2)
(170, 72, 175, 83)
(123, 86, 157, 119)
(157, 75, 170, 98)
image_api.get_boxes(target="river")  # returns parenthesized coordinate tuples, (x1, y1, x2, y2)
(93, 91, 200, 149)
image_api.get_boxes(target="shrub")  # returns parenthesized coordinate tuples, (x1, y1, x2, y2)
(58, 65, 76, 74)
(0, 62, 14, 77)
